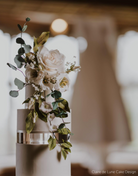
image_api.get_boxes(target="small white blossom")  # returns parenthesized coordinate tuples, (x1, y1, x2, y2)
(28, 98, 35, 109)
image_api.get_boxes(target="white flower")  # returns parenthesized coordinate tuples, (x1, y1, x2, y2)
(28, 98, 35, 109)
(40, 71, 56, 90)
(39, 102, 53, 113)
(37, 46, 65, 73)
(47, 113, 55, 122)
(25, 65, 44, 85)
(54, 73, 70, 92)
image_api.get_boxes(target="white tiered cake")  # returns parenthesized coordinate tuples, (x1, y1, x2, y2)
(16, 86, 71, 176)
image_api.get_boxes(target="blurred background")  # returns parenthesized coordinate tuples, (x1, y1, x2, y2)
(1, 0, 138, 175)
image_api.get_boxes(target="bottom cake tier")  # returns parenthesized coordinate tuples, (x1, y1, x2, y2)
(16, 109, 71, 176)
(16, 144, 71, 176)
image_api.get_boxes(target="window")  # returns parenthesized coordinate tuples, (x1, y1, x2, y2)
(116, 31, 138, 141)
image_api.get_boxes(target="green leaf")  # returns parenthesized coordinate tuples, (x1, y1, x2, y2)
(14, 78, 25, 90)
(18, 47, 25, 55)
(14, 55, 23, 68)
(22, 25, 27, 32)
(35, 102, 47, 122)
(52, 108, 68, 118)
(7, 63, 17, 71)
(61, 148, 67, 160)
(22, 98, 30, 104)
(26, 17, 30, 22)
(61, 143, 71, 148)
(16, 37, 25, 44)
(57, 151, 61, 162)
(33, 32, 49, 53)
(58, 122, 70, 129)
(65, 141, 72, 147)
(17, 24, 22, 31)
(58, 128, 71, 135)
(52, 102, 58, 110)
(48, 136, 56, 150)
(65, 148, 71, 153)
(26, 110, 37, 134)
(9, 90, 19, 97)
(51, 90, 61, 99)
(57, 98, 70, 112)
(59, 123, 65, 129)
(23, 44, 32, 53)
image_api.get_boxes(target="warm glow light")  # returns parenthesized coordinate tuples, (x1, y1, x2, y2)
(51, 19, 68, 34)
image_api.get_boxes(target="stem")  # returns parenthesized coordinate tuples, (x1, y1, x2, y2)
(17, 68, 26, 77)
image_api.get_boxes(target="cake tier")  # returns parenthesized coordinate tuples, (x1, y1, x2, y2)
(16, 143, 71, 176)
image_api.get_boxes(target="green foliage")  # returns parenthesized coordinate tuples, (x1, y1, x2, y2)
(61, 148, 67, 160)
(18, 47, 25, 55)
(26, 17, 30, 22)
(9, 90, 19, 97)
(51, 90, 61, 99)
(35, 102, 47, 122)
(22, 98, 30, 104)
(61, 140, 72, 159)
(14, 78, 25, 90)
(52, 108, 68, 118)
(26, 110, 38, 134)
(16, 37, 25, 44)
(7, 63, 17, 71)
(52, 102, 58, 110)
(14, 55, 24, 68)
(58, 122, 70, 129)
(48, 136, 56, 150)
(17, 24, 22, 31)
(57, 128, 71, 135)
(23, 44, 32, 53)
(33, 32, 49, 53)
(22, 25, 27, 32)
(57, 98, 70, 112)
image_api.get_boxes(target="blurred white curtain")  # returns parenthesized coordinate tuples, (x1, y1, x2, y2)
(71, 17, 131, 143)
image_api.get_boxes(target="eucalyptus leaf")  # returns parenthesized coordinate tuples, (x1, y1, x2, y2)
(26, 110, 35, 134)
(9, 90, 19, 97)
(14, 78, 25, 90)
(16, 37, 25, 44)
(22, 25, 27, 32)
(7, 63, 17, 71)
(17, 24, 22, 31)
(23, 44, 32, 53)
(14, 55, 23, 68)
(26, 17, 30, 22)
(61, 143, 71, 149)
(51, 90, 61, 99)
(52, 102, 58, 110)
(18, 56, 25, 62)
(18, 47, 25, 55)
(48, 136, 56, 150)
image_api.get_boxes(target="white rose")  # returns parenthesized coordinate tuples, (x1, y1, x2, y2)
(39, 102, 53, 113)
(54, 73, 70, 92)
(37, 46, 65, 73)
(25, 65, 44, 85)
